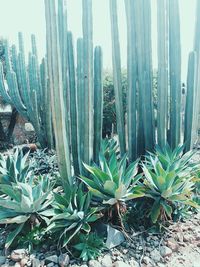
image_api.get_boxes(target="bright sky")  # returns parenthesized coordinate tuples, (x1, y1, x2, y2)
(0, 0, 196, 81)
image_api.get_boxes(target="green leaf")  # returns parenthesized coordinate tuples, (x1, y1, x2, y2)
(5, 223, 25, 249)
(151, 200, 161, 223)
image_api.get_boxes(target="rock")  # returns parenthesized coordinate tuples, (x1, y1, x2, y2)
(157, 264, 166, 267)
(47, 263, 54, 267)
(166, 239, 179, 252)
(113, 261, 130, 267)
(176, 233, 183, 243)
(101, 254, 112, 267)
(183, 235, 193, 242)
(46, 255, 58, 264)
(160, 246, 172, 257)
(11, 249, 27, 262)
(25, 123, 34, 132)
(32, 258, 41, 267)
(58, 253, 70, 267)
(129, 259, 139, 267)
(20, 257, 29, 267)
(88, 260, 101, 267)
(150, 249, 161, 263)
(106, 225, 125, 249)
(143, 256, 151, 265)
(0, 256, 6, 265)
(14, 263, 21, 267)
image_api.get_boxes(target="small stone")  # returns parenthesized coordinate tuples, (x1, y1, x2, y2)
(143, 256, 151, 265)
(166, 239, 179, 252)
(32, 258, 41, 267)
(129, 259, 139, 267)
(157, 264, 166, 267)
(11, 249, 27, 262)
(150, 249, 161, 263)
(183, 235, 193, 242)
(47, 263, 54, 267)
(160, 246, 172, 257)
(88, 259, 101, 267)
(46, 255, 58, 264)
(20, 257, 29, 267)
(14, 263, 21, 267)
(58, 253, 70, 267)
(113, 261, 130, 267)
(101, 254, 112, 267)
(0, 256, 6, 265)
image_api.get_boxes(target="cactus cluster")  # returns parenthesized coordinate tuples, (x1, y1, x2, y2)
(44, 0, 103, 181)
(0, 33, 53, 148)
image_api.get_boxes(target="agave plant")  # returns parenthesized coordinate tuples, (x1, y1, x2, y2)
(80, 152, 145, 225)
(0, 176, 54, 248)
(142, 145, 199, 223)
(0, 148, 32, 184)
(46, 183, 101, 247)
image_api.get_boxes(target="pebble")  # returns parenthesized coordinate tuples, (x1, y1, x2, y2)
(11, 249, 27, 262)
(160, 246, 172, 257)
(46, 255, 58, 264)
(58, 253, 70, 267)
(143, 256, 151, 265)
(32, 258, 41, 267)
(150, 249, 161, 263)
(0, 256, 6, 265)
(129, 259, 140, 267)
(101, 254, 112, 267)
(166, 239, 179, 252)
(113, 261, 130, 267)
(88, 259, 101, 267)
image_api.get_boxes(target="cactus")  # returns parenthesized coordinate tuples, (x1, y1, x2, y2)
(157, 0, 169, 147)
(93, 46, 103, 163)
(0, 36, 52, 149)
(184, 52, 197, 151)
(82, 0, 94, 164)
(67, 31, 80, 174)
(124, 0, 137, 161)
(109, 0, 126, 156)
(44, 0, 72, 184)
(168, 0, 181, 149)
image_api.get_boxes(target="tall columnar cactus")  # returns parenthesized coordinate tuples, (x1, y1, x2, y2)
(184, 52, 197, 151)
(44, 0, 72, 184)
(168, 0, 181, 149)
(192, 0, 200, 145)
(0, 35, 52, 148)
(124, 0, 137, 161)
(67, 31, 80, 174)
(76, 38, 85, 167)
(82, 0, 94, 164)
(109, 0, 126, 156)
(157, 0, 169, 147)
(136, 0, 155, 152)
(93, 46, 103, 163)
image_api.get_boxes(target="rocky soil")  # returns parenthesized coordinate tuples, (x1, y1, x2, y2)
(0, 213, 199, 267)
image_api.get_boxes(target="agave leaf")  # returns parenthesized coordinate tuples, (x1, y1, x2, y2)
(82, 222, 91, 233)
(103, 198, 117, 205)
(20, 194, 32, 212)
(115, 184, 127, 200)
(62, 223, 82, 247)
(104, 180, 117, 195)
(160, 201, 172, 217)
(5, 223, 25, 249)
(0, 215, 29, 224)
(151, 200, 161, 223)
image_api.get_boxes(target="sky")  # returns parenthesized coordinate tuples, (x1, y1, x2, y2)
(0, 0, 197, 81)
